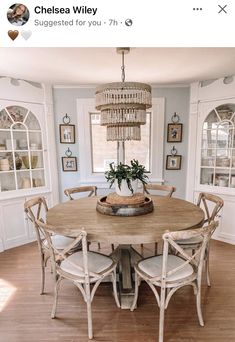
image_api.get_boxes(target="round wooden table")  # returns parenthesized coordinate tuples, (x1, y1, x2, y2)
(47, 195, 204, 309)
(46, 196, 204, 244)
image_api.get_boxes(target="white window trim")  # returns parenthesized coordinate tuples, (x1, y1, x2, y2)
(77, 97, 165, 187)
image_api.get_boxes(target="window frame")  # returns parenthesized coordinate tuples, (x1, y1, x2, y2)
(89, 111, 152, 173)
(77, 97, 165, 187)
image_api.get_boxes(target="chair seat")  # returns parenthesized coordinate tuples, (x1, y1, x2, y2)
(60, 251, 113, 277)
(176, 236, 203, 245)
(43, 235, 75, 250)
(138, 255, 194, 282)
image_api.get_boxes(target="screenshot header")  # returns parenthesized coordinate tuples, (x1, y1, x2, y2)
(1, 0, 234, 47)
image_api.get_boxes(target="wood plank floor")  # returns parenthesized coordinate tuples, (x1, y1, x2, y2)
(0, 240, 235, 342)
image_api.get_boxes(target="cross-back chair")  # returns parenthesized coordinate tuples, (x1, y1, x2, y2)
(144, 184, 176, 198)
(131, 221, 218, 342)
(64, 186, 97, 200)
(142, 184, 176, 255)
(177, 192, 224, 286)
(36, 220, 120, 340)
(24, 197, 78, 294)
(64, 185, 101, 250)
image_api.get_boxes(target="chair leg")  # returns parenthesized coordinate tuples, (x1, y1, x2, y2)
(40, 253, 45, 295)
(205, 248, 211, 287)
(112, 270, 120, 308)
(86, 298, 93, 339)
(155, 242, 158, 255)
(131, 272, 139, 311)
(51, 276, 62, 318)
(111, 244, 115, 252)
(159, 285, 166, 342)
(196, 282, 204, 326)
(98, 242, 101, 250)
(83, 276, 93, 339)
(141, 243, 144, 256)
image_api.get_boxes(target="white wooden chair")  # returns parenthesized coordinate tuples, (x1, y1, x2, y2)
(144, 184, 176, 198)
(143, 184, 176, 255)
(24, 197, 79, 294)
(131, 221, 218, 342)
(177, 193, 224, 286)
(36, 220, 120, 340)
(64, 185, 101, 250)
(64, 186, 97, 200)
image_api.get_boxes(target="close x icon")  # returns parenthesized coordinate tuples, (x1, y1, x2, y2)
(218, 4, 227, 13)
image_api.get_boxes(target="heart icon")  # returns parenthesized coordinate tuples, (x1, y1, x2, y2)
(8, 30, 19, 41)
(21, 30, 32, 40)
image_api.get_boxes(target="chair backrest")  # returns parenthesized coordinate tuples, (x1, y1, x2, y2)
(197, 193, 224, 224)
(24, 197, 48, 247)
(159, 221, 219, 284)
(35, 220, 100, 281)
(144, 184, 176, 197)
(64, 186, 97, 200)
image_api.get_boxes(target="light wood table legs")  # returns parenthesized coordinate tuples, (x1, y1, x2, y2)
(117, 245, 143, 309)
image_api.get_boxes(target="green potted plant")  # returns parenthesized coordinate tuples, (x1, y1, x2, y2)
(105, 159, 149, 196)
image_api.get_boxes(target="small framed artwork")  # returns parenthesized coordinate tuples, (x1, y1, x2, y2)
(166, 155, 182, 170)
(59, 124, 75, 144)
(62, 157, 77, 172)
(167, 123, 183, 142)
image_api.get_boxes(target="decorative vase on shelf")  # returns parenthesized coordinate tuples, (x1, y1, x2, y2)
(5, 152, 22, 170)
(22, 155, 38, 169)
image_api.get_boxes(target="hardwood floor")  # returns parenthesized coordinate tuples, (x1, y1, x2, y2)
(0, 240, 235, 341)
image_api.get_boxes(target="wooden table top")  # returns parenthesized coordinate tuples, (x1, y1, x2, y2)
(46, 196, 204, 244)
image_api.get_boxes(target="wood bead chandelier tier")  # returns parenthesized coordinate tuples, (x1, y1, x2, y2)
(95, 48, 152, 141)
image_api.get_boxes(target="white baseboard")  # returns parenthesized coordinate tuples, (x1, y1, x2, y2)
(212, 235, 235, 246)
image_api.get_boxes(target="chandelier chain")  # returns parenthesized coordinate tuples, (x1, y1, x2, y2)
(121, 51, 125, 82)
(95, 48, 152, 141)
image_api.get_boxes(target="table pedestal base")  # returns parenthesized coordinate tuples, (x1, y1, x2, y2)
(112, 245, 143, 309)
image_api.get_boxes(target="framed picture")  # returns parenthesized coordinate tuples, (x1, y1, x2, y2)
(166, 155, 182, 170)
(62, 157, 77, 172)
(59, 124, 75, 144)
(167, 123, 183, 142)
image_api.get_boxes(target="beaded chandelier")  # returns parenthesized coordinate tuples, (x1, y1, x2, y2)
(95, 48, 152, 141)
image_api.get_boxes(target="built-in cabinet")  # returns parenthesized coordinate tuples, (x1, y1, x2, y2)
(0, 101, 47, 193)
(187, 78, 235, 245)
(0, 78, 59, 252)
(199, 103, 235, 189)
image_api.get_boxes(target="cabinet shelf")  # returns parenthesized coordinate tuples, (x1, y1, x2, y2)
(0, 104, 46, 193)
(0, 168, 44, 174)
(0, 149, 43, 153)
(0, 129, 40, 132)
(200, 104, 235, 190)
(201, 147, 235, 150)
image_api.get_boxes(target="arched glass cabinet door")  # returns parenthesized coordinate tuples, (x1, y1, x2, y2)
(0, 105, 45, 192)
(200, 104, 235, 188)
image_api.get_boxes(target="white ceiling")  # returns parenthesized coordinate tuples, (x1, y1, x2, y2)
(1, 48, 235, 86)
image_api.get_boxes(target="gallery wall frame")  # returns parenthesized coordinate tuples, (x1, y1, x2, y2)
(166, 154, 182, 170)
(62, 156, 77, 172)
(59, 124, 75, 144)
(167, 123, 183, 142)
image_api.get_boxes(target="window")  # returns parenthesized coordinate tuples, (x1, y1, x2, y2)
(90, 112, 151, 172)
(77, 98, 164, 186)
(90, 113, 116, 172)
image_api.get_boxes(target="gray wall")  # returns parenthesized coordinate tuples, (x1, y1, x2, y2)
(53, 87, 189, 200)
(153, 87, 190, 199)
